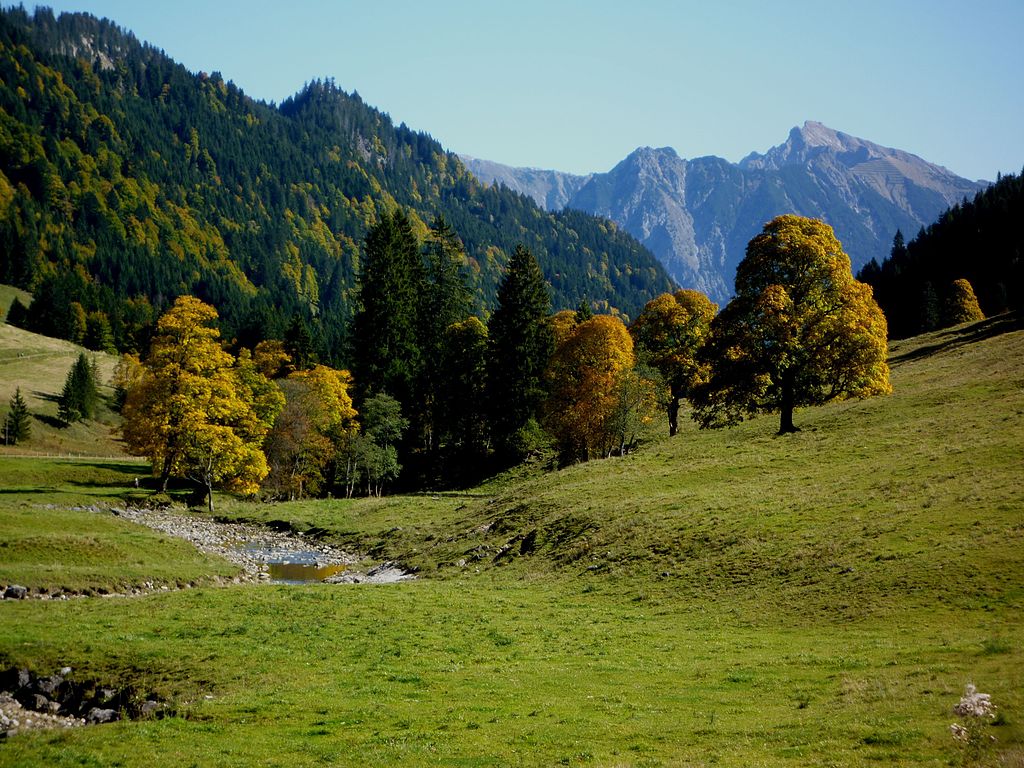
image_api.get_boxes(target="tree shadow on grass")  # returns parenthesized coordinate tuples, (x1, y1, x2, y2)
(888, 311, 1023, 366)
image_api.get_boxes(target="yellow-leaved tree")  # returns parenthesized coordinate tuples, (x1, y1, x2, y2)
(263, 364, 358, 500)
(545, 314, 648, 461)
(692, 215, 891, 434)
(630, 289, 717, 436)
(121, 296, 283, 510)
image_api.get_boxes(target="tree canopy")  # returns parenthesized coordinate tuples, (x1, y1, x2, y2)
(630, 289, 717, 436)
(121, 296, 282, 509)
(692, 215, 891, 434)
(545, 314, 641, 461)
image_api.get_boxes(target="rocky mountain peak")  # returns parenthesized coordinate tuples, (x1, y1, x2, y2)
(463, 123, 987, 305)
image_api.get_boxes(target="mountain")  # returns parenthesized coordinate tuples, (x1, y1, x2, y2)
(0, 7, 673, 361)
(465, 122, 988, 304)
(458, 156, 590, 211)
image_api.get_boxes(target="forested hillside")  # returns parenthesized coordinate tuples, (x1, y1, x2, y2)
(858, 170, 1023, 338)
(0, 7, 672, 362)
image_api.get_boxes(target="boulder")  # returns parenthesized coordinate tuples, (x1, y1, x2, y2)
(86, 707, 117, 724)
(3, 585, 28, 600)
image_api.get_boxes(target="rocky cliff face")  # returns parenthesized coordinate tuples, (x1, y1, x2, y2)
(459, 156, 590, 211)
(464, 122, 987, 304)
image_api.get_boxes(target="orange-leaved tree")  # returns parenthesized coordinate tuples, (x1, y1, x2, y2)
(630, 289, 717, 436)
(121, 296, 283, 510)
(692, 215, 891, 434)
(263, 364, 358, 500)
(544, 314, 641, 461)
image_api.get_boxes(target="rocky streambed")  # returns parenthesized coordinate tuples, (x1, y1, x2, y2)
(1, 504, 415, 601)
(111, 505, 416, 585)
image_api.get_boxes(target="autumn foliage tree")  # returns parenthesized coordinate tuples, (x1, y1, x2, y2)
(630, 289, 717, 436)
(545, 314, 643, 461)
(121, 296, 283, 510)
(692, 215, 891, 434)
(945, 278, 986, 326)
(263, 364, 358, 500)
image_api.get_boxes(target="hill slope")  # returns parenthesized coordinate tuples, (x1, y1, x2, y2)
(0, 7, 672, 360)
(465, 122, 987, 303)
(0, 316, 123, 455)
(215, 313, 1024, 619)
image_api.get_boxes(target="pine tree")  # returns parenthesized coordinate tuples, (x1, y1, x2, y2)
(57, 353, 100, 425)
(4, 387, 31, 444)
(486, 244, 554, 458)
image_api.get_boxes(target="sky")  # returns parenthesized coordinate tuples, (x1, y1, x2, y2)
(30, 0, 1024, 181)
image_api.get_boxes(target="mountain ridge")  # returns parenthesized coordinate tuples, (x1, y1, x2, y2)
(463, 121, 988, 303)
(0, 6, 674, 360)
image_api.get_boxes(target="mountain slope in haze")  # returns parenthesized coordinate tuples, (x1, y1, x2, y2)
(457, 156, 590, 211)
(0, 8, 673, 361)
(465, 122, 988, 303)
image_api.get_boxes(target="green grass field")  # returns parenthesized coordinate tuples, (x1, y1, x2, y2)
(0, 319, 123, 457)
(0, 315, 1021, 766)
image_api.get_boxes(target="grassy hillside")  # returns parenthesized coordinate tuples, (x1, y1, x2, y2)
(0, 315, 1020, 766)
(0, 316, 124, 456)
(215, 313, 1024, 615)
(0, 284, 29, 321)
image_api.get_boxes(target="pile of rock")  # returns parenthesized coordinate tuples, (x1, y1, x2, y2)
(0, 667, 167, 739)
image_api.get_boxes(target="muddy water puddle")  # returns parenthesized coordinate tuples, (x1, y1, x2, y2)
(234, 542, 350, 584)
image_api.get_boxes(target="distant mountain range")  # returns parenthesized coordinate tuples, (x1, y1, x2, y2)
(462, 122, 988, 303)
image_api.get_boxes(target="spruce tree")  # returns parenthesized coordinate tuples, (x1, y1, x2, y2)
(420, 215, 472, 452)
(57, 353, 100, 425)
(4, 387, 31, 444)
(351, 208, 424, 409)
(486, 244, 554, 458)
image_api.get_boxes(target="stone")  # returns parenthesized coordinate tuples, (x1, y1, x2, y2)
(140, 700, 162, 716)
(35, 675, 63, 696)
(31, 694, 51, 712)
(3, 585, 28, 600)
(86, 707, 117, 724)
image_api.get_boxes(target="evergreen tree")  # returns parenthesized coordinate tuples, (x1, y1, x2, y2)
(350, 208, 424, 408)
(5, 297, 28, 328)
(919, 281, 940, 333)
(284, 313, 317, 372)
(420, 214, 472, 452)
(4, 387, 31, 444)
(486, 244, 554, 459)
(57, 353, 100, 425)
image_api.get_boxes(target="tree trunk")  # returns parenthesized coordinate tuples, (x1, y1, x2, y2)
(778, 370, 798, 434)
(667, 397, 680, 437)
(159, 459, 172, 492)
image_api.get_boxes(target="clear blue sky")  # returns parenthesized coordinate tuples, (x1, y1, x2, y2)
(32, 0, 1024, 181)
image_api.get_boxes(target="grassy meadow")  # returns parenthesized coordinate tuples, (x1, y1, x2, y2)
(0, 318, 122, 457)
(0, 315, 1021, 766)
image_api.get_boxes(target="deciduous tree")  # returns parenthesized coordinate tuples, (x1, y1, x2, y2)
(692, 215, 891, 434)
(945, 278, 985, 325)
(545, 314, 637, 461)
(263, 365, 358, 499)
(437, 316, 489, 463)
(121, 296, 282, 510)
(631, 289, 717, 436)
